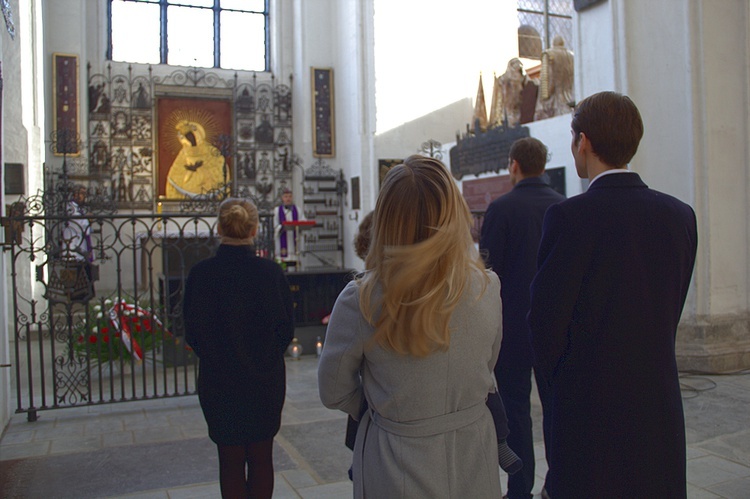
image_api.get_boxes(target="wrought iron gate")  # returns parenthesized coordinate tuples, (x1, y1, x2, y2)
(3, 184, 274, 422)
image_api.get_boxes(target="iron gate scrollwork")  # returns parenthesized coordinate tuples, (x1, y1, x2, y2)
(6, 177, 275, 421)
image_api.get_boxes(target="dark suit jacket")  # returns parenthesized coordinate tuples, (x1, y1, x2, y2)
(479, 177, 565, 369)
(528, 172, 697, 498)
(184, 244, 294, 445)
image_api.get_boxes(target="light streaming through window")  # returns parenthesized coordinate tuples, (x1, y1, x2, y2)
(109, 0, 268, 71)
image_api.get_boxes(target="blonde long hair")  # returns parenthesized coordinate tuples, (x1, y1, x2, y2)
(359, 155, 488, 357)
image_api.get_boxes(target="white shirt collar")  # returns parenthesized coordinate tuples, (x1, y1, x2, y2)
(589, 168, 633, 187)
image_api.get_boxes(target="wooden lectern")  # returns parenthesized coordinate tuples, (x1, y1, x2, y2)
(281, 220, 316, 268)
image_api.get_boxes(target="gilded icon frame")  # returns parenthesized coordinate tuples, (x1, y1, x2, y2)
(155, 95, 233, 201)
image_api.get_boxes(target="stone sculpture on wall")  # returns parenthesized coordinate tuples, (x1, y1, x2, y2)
(536, 35, 575, 119)
(489, 58, 538, 128)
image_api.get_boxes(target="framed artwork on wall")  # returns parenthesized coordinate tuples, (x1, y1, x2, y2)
(52, 53, 80, 156)
(311, 67, 335, 158)
(156, 96, 233, 201)
(351, 176, 360, 210)
(378, 158, 402, 189)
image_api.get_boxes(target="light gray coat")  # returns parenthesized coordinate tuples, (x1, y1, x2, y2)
(318, 271, 503, 498)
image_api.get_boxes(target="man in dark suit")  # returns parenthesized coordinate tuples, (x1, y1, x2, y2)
(480, 137, 565, 499)
(528, 91, 697, 498)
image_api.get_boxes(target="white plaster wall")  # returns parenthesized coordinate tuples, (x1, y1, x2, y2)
(375, 98, 473, 161)
(574, 1, 617, 97)
(332, 0, 377, 270)
(575, 0, 750, 324)
(292, 0, 334, 172)
(1, 0, 47, 435)
(623, 0, 748, 320)
(689, 0, 749, 318)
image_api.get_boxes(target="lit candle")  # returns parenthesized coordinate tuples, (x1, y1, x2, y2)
(316, 336, 323, 357)
(288, 338, 303, 360)
(156, 201, 163, 229)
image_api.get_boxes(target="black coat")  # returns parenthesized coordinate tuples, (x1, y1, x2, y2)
(479, 177, 565, 369)
(528, 172, 697, 498)
(184, 244, 294, 445)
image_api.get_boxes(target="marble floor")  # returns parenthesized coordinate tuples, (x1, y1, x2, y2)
(0, 356, 748, 498)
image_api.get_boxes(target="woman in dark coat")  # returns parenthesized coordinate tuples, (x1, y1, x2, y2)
(184, 198, 294, 499)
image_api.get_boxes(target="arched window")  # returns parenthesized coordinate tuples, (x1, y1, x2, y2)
(108, 0, 269, 72)
(517, 0, 573, 59)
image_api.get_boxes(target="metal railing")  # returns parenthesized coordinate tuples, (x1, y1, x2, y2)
(4, 210, 273, 421)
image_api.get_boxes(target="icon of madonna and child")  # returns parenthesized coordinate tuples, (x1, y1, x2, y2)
(163, 115, 231, 200)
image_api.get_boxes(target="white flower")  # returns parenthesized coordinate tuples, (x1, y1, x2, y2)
(94, 305, 102, 312)
(91, 326, 98, 333)
(105, 299, 113, 306)
(96, 312, 103, 319)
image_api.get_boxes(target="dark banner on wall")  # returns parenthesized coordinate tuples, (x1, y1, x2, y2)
(53, 53, 80, 155)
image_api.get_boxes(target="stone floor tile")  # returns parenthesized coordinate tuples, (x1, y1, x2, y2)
(686, 483, 723, 498)
(274, 474, 303, 499)
(180, 425, 210, 439)
(688, 446, 712, 460)
(49, 434, 102, 454)
(132, 425, 184, 444)
(281, 469, 319, 489)
(113, 489, 169, 499)
(700, 431, 750, 467)
(165, 482, 220, 499)
(0, 428, 34, 445)
(33, 422, 86, 439)
(698, 454, 750, 478)
(688, 456, 745, 488)
(0, 440, 51, 460)
(297, 480, 353, 499)
(102, 430, 135, 447)
(85, 417, 126, 435)
(706, 476, 750, 499)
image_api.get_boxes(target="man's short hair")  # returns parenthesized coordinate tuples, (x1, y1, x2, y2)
(509, 137, 548, 176)
(571, 91, 644, 167)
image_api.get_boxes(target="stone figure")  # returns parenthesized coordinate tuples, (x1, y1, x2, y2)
(536, 36, 575, 119)
(490, 58, 537, 127)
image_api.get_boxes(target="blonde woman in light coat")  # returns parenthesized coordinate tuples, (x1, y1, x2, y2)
(318, 155, 503, 498)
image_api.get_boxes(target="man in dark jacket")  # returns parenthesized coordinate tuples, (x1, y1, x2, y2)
(528, 91, 697, 498)
(480, 137, 565, 499)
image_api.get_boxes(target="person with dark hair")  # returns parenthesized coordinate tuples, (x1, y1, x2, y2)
(184, 198, 294, 499)
(353, 211, 374, 262)
(319, 155, 513, 497)
(479, 137, 565, 499)
(528, 91, 698, 497)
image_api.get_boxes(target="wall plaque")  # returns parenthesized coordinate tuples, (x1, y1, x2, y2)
(4, 162, 24, 195)
(52, 53, 80, 156)
(449, 126, 530, 179)
(311, 68, 335, 157)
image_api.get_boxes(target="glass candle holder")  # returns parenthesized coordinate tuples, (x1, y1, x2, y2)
(315, 336, 323, 357)
(288, 338, 303, 360)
